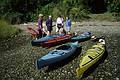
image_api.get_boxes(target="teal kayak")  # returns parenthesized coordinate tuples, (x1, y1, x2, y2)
(36, 42, 78, 69)
(71, 32, 91, 42)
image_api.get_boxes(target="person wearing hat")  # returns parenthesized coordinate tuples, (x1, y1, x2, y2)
(46, 15, 53, 36)
(37, 14, 44, 38)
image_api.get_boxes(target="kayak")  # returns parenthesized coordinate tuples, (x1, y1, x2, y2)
(71, 32, 91, 42)
(31, 35, 57, 46)
(36, 42, 78, 69)
(27, 27, 39, 38)
(31, 34, 66, 46)
(76, 42, 105, 77)
(41, 34, 75, 48)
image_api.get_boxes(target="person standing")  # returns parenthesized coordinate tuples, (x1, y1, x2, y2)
(65, 17, 71, 34)
(46, 15, 53, 36)
(56, 15, 64, 32)
(37, 14, 43, 38)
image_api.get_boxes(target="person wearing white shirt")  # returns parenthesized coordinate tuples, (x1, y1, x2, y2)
(56, 15, 64, 32)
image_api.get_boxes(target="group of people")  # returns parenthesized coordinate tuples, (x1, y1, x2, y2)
(37, 14, 72, 38)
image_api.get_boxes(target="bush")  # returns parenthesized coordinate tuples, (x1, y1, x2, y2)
(2, 12, 23, 24)
(26, 12, 37, 22)
(107, 0, 120, 16)
(52, 7, 61, 19)
(0, 20, 22, 39)
(69, 7, 90, 21)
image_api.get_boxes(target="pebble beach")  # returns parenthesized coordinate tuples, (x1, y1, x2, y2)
(0, 21, 120, 80)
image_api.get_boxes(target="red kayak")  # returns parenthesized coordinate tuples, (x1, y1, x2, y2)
(27, 27, 39, 38)
(41, 34, 75, 48)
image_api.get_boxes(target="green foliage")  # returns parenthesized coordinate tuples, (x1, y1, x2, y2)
(40, 3, 55, 20)
(69, 7, 90, 21)
(88, 12, 117, 21)
(0, 0, 91, 22)
(2, 12, 23, 24)
(26, 12, 37, 22)
(0, 20, 22, 39)
(69, 7, 79, 20)
(52, 7, 61, 20)
(107, 0, 120, 16)
(0, 0, 120, 22)
(107, 0, 120, 12)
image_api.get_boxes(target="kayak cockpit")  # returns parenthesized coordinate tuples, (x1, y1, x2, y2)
(81, 47, 103, 66)
(50, 51, 67, 55)
(88, 56, 94, 60)
(56, 45, 71, 50)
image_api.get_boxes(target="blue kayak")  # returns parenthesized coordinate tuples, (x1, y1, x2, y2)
(71, 32, 91, 42)
(36, 42, 78, 69)
(31, 36, 57, 46)
(31, 34, 66, 46)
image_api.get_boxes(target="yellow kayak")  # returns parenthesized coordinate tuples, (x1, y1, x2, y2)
(76, 40, 105, 77)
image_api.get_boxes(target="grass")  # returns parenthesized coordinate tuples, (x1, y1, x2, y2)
(0, 20, 22, 39)
(88, 12, 120, 22)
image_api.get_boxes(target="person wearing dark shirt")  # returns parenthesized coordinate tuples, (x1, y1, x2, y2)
(37, 14, 43, 38)
(46, 15, 53, 36)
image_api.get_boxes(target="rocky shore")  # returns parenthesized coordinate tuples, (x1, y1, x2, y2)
(0, 21, 120, 80)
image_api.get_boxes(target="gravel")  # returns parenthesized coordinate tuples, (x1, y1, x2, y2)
(0, 21, 120, 80)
